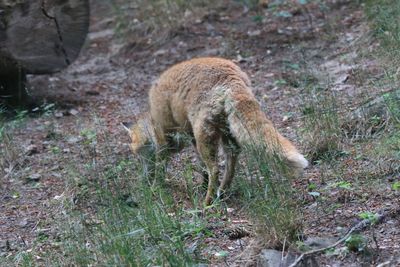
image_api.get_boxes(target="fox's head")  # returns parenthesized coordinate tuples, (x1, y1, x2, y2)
(122, 113, 155, 156)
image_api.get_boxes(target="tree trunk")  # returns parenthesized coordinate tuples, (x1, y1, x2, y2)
(0, 0, 89, 74)
(0, 0, 89, 106)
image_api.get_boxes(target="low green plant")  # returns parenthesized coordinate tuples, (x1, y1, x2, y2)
(80, 129, 97, 145)
(345, 234, 368, 252)
(383, 90, 400, 124)
(358, 211, 379, 224)
(392, 181, 400, 191)
(333, 181, 352, 190)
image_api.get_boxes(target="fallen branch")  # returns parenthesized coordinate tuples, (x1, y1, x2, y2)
(289, 208, 400, 267)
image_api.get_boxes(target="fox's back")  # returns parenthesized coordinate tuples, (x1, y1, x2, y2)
(149, 57, 252, 129)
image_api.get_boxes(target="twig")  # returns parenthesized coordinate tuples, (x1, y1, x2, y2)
(371, 225, 380, 250)
(289, 211, 389, 267)
(281, 237, 287, 261)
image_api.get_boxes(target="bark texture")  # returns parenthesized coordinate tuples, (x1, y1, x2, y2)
(0, 0, 89, 75)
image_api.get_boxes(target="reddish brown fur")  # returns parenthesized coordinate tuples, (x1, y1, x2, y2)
(125, 57, 308, 205)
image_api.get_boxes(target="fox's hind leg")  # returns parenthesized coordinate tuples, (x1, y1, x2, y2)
(191, 139, 210, 188)
(218, 136, 240, 198)
(193, 121, 220, 206)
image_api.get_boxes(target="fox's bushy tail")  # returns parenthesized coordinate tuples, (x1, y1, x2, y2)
(224, 87, 308, 171)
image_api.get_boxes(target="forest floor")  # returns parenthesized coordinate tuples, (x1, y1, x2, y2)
(1, 0, 399, 266)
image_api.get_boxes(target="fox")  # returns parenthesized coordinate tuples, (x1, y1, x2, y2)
(123, 57, 308, 206)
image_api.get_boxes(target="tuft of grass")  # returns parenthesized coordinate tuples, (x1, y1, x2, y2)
(365, 0, 400, 58)
(234, 141, 303, 248)
(363, 0, 400, 164)
(0, 108, 29, 178)
(301, 84, 343, 162)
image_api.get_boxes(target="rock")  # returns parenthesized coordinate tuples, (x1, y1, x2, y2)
(184, 9, 192, 18)
(18, 218, 29, 227)
(68, 109, 79, 116)
(67, 136, 80, 144)
(154, 49, 167, 56)
(304, 236, 339, 249)
(55, 112, 63, 118)
(247, 30, 261, 37)
(25, 144, 39, 155)
(256, 237, 338, 267)
(0, 1, 89, 74)
(257, 249, 296, 267)
(0, 240, 11, 252)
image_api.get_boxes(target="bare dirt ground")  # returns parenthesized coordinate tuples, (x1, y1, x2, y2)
(1, 0, 399, 266)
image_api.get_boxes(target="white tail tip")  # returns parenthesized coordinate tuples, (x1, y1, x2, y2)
(288, 153, 309, 170)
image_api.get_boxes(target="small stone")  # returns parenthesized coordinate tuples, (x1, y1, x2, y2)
(282, 116, 289, 122)
(154, 49, 167, 56)
(304, 236, 339, 249)
(227, 208, 235, 214)
(69, 109, 79, 116)
(258, 249, 297, 267)
(247, 29, 261, 37)
(27, 173, 41, 182)
(53, 194, 64, 200)
(178, 41, 187, 48)
(184, 9, 192, 18)
(19, 219, 29, 227)
(236, 54, 247, 63)
(55, 112, 63, 118)
(67, 136, 80, 144)
(25, 144, 39, 155)
(52, 172, 62, 178)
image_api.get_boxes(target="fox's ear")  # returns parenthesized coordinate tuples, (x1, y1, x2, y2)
(121, 122, 133, 133)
